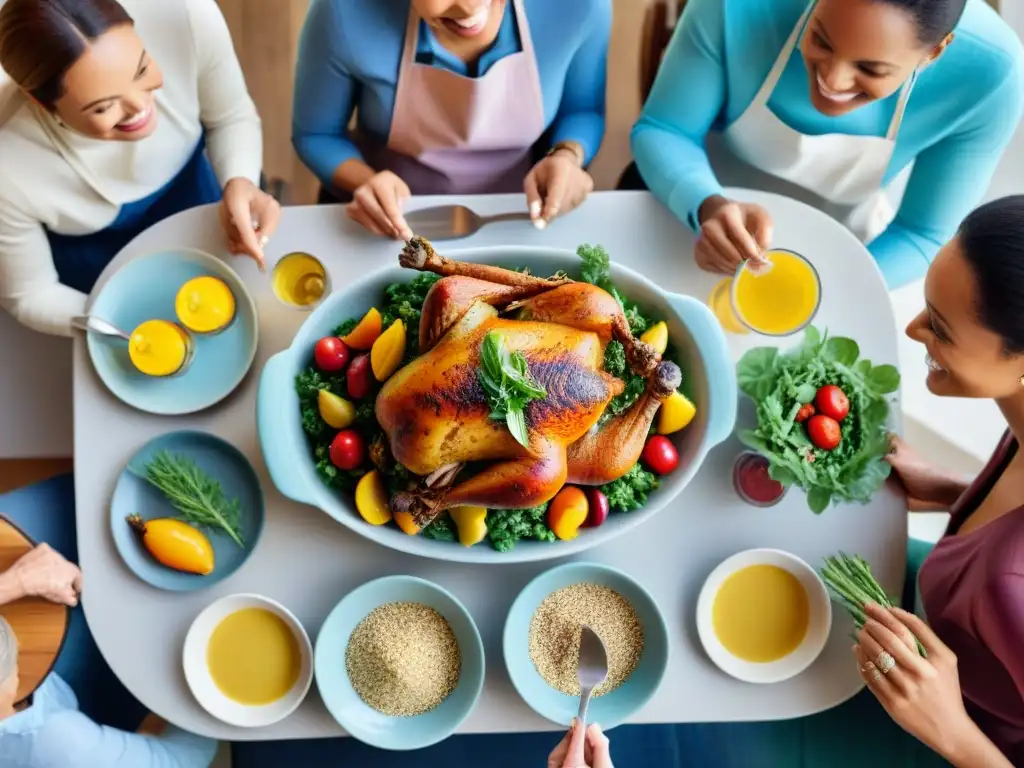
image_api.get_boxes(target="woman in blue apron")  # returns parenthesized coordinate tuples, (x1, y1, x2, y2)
(626, 0, 1022, 289)
(0, 0, 279, 337)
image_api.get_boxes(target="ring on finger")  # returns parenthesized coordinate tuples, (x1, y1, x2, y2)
(861, 661, 883, 682)
(875, 651, 896, 675)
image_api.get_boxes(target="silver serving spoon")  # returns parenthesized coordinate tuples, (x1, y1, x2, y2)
(71, 314, 131, 342)
(404, 204, 532, 241)
(576, 625, 608, 727)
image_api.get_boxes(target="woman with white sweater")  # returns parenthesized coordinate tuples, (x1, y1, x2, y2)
(0, 0, 279, 337)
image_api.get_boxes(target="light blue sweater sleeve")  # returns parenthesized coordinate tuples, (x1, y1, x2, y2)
(630, 0, 726, 230)
(870, 69, 1024, 289)
(631, 0, 1024, 289)
(34, 711, 217, 768)
(291, 0, 362, 184)
(547, 0, 611, 162)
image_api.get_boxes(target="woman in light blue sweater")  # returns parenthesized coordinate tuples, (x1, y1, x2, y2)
(629, 0, 1023, 289)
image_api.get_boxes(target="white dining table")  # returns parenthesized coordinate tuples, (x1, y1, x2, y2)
(73, 190, 907, 741)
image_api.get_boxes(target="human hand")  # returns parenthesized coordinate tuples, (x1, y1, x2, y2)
(885, 435, 968, 511)
(346, 171, 413, 240)
(854, 604, 982, 761)
(547, 719, 613, 768)
(219, 177, 281, 268)
(5, 544, 81, 606)
(525, 152, 594, 229)
(137, 713, 167, 736)
(694, 195, 773, 274)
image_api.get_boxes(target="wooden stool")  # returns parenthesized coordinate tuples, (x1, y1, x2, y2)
(0, 516, 69, 703)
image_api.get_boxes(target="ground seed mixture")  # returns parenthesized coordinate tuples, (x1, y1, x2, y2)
(528, 583, 644, 697)
(345, 601, 461, 716)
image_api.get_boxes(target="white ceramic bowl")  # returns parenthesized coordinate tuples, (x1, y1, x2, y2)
(182, 593, 314, 727)
(696, 549, 832, 684)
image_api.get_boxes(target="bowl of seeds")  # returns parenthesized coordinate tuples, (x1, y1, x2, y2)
(313, 574, 485, 750)
(503, 562, 669, 729)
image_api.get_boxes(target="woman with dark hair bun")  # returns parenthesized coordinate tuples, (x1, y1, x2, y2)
(0, 0, 279, 337)
(628, 0, 1023, 290)
(861, 194, 1024, 766)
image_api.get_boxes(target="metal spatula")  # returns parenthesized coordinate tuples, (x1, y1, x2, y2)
(576, 624, 608, 727)
(403, 204, 532, 241)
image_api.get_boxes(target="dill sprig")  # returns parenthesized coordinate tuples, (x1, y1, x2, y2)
(136, 451, 244, 548)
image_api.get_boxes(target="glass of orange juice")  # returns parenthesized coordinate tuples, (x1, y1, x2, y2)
(272, 252, 330, 310)
(708, 249, 821, 337)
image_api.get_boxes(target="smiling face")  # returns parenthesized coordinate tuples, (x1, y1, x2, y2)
(51, 22, 163, 141)
(413, 0, 505, 43)
(800, 0, 950, 117)
(906, 240, 1024, 399)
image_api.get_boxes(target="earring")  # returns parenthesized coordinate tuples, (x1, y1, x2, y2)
(1018, 374, 1024, 387)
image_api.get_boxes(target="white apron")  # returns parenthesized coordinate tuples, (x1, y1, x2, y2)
(707, 0, 917, 243)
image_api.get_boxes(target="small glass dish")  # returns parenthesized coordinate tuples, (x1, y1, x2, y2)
(733, 452, 788, 508)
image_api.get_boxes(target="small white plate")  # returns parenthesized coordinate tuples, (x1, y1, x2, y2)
(183, 593, 313, 727)
(696, 548, 832, 684)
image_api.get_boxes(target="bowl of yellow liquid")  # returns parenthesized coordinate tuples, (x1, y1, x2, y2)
(709, 250, 821, 337)
(272, 252, 330, 310)
(127, 319, 194, 378)
(183, 593, 313, 727)
(696, 548, 831, 684)
(175, 276, 236, 335)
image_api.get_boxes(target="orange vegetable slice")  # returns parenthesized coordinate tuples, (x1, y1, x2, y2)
(354, 470, 392, 526)
(371, 320, 407, 381)
(342, 308, 383, 350)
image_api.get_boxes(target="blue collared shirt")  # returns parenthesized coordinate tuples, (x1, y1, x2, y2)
(0, 675, 217, 768)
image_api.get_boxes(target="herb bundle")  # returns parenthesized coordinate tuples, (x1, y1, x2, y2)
(821, 553, 926, 656)
(137, 451, 245, 547)
(478, 330, 547, 448)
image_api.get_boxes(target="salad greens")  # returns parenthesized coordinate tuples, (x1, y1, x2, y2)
(478, 331, 547, 448)
(736, 326, 900, 514)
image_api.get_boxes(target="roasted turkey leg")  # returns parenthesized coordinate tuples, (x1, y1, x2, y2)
(391, 440, 568, 528)
(566, 361, 682, 485)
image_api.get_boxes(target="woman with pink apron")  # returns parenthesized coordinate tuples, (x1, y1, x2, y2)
(293, 0, 611, 237)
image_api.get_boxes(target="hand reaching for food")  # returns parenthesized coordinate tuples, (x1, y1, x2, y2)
(695, 195, 773, 274)
(346, 170, 413, 241)
(548, 719, 613, 768)
(4, 543, 82, 606)
(525, 150, 594, 230)
(219, 177, 281, 268)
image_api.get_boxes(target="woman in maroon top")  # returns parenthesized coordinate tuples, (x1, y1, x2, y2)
(854, 195, 1024, 767)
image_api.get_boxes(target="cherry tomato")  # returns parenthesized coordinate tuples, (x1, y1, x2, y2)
(314, 336, 350, 372)
(807, 415, 841, 451)
(814, 385, 849, 422)
(795, 403, 815, 423)
(583, 488, 610, 527)
(330, 430, 365, 470)
(641, 435, 679, 475)
(346, 354, 372, 400)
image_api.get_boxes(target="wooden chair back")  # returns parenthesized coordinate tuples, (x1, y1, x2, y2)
(639, 0, 688, 104)
(0, 517, 69, 704)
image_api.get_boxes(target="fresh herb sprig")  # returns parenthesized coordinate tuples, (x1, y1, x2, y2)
(821, 553, 926, 656)
(135, 451, 245, 547)
(478, 331, 547, 448)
